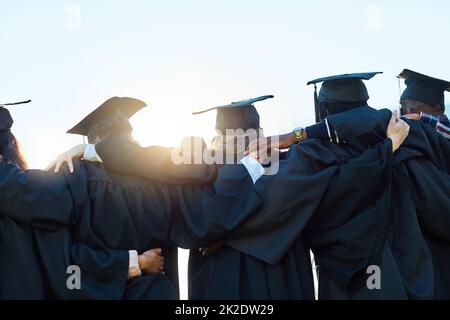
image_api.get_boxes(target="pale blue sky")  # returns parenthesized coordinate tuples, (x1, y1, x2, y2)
(1, 0, 449, 168)
(1, 0, 449, 300)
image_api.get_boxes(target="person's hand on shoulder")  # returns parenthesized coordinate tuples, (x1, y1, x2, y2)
(45, 144, 87, 173)
(387, 112, 410, 153)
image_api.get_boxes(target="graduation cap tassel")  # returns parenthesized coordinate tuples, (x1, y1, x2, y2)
(314, 84, 320, 123)
(397, 77, 403, 115)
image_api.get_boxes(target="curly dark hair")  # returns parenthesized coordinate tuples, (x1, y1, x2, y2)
(0, 131, 28, 169)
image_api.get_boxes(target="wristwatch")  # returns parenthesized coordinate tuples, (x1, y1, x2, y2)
(293, 127, 305, 144)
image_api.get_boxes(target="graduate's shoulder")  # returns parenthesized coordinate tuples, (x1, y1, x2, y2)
(407, 116, 446, 138)
(0, 164, 67, 186)
(67, 160, 166, 190)
(327, 106, 391, 143)
(286, 139, 359, 169)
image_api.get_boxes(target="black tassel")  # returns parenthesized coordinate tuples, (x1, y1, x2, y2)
(314, 85, 320, 123)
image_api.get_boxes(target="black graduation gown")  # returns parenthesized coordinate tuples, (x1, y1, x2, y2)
(322, 105, 450, 299)
(96, 138, 315, 299)
(218, 139, 394, 299)
(0, 216, 46, 299)
(95, 137, 394, 299)
(390, 119, 450, 300)
(0, 165, 134, 300)
(67, 162, 262, 300)
(1, 203, 160, 300)
(229, 108, 445, 300)
(0, 163, 179, 299)
(0, 157, 263, 299)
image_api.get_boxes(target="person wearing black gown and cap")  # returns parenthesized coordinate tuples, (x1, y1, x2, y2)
(0, 99, 46, 299)
(301, 72, 418, 299)
(242, 73, 417, 299)
(0, 98, 187, 299)
(316, 72, 450, 300)
(311, 71, 450, 299)
(54, 93, 411, 300)
(254, 72, 450, 299)
(186, 95, 399, 300)
(185, 95, 317, 299)
(248, 72, 390, 150)
(1, 96, 272, 299)
(399, 69, 450, 140)
(251, 70, 450, 149)
(397, 69, 450, 299)
(51, 95, 317, 300)
(0, 99, 171, 299)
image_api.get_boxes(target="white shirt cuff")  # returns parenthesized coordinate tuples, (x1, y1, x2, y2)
(240, 155, 265, 184)
(83, 144, 103, 163)
(127, 250, 142, 279)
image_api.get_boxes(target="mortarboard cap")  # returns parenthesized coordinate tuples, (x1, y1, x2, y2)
(307, 72, 382, 122)
(399, 69, 450, 112)
(0, 100, 31, 132)
(67, 97, 146, 136)
(192, 95, 274, 134)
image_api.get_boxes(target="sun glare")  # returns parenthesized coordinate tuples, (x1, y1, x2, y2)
(131, 106, 217, 148)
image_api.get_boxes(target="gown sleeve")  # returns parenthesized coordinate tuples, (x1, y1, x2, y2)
(401, 157, 450, 242)
(322, 105, 450, 172)
(96, 137, 265, 248)
(395, 120, 450, 173)
(0, 164, 146, 299)
(67, 242, 130, 299)
(31, 227, 133, 300)
(296, 107, 450, 293)
(0, 164, 75, 230)
(168, 164, 262, 249)
(304, 140, 393, 293)
(95, 137, 218, 184)
(97, 136, 264, 247)
(226, 139, 393, 277)
(306, 120, 344, 143)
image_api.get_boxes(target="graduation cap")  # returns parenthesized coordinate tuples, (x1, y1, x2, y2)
(307, 72, 382, 122)
(0, 100, 31, 132)
(67, 97, 146, 136)
(192, 95, 274, 134)
(399, 69, 450, 112)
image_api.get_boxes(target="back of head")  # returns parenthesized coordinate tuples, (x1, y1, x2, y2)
(193, 95, 274, 155)
(67, 96, 146, 144)
(308, 72, 382, 122)
(215, 105, 260, 136)
(399, 69, 450, 115)
(214, 106, 262, 153)
(317, 79, 370, 121)
(193, 95, 273, 134)
(87, 112, 133, 144)
(193, 96, 273, 153)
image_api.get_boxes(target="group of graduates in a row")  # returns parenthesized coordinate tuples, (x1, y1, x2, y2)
(0, 68, 449, 300)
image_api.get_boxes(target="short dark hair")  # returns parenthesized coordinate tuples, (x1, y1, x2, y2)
(400, 99, 444, 116)
(87, 113, 133, 144)
(318, 100, 368, 121)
